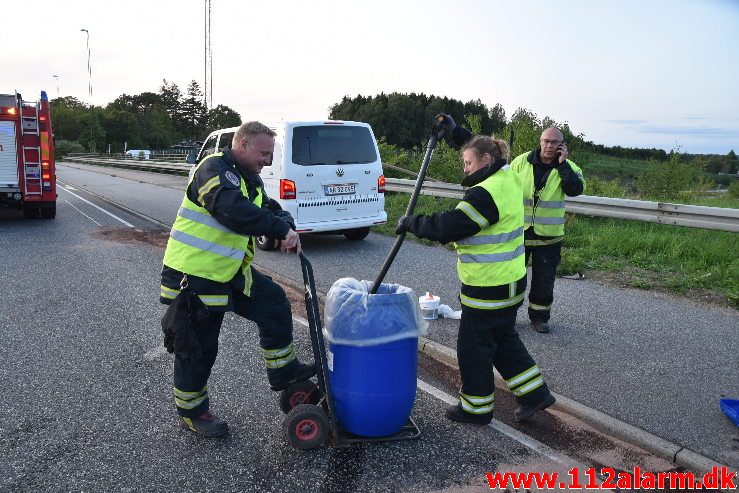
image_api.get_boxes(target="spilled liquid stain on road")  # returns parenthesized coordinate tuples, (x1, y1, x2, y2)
(90, 226, 169, 248)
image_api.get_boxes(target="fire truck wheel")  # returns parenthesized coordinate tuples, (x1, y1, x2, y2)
(40, 203, 56, 219)
(22, 205, 40, 219)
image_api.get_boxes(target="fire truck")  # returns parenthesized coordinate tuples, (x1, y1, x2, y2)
(0, 91, 57, 218)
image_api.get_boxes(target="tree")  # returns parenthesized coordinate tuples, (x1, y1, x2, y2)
(329, 92, 506, 150)
(145, 105, 174, 149)
(80, 108, 106, 152)
(465, 114, 482, 135)
(103, 108, 141, 151)
(50, 96, 87, 141)
(179, 80, 207, 140)
(383, 93, 425, 148)
(503, 108, 542, 156)
(159, 79, 185, 138)
(108, 92, 174, 149)
(635, 149, 698, 200)
(488, 103, 506, 135)
(205, 105, 241, 134)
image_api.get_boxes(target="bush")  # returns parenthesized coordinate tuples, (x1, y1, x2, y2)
(729, 180, 739, 198)
(378, 139, 464, 184)
(634, 152, 698, 200)
(585, 176, 627, 198)
(54, 139, 86, 157)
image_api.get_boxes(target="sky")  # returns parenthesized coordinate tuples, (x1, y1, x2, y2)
(3, 0, 738, 154)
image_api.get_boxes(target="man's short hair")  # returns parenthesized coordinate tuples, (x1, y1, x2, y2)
(233, 121, 276, 147)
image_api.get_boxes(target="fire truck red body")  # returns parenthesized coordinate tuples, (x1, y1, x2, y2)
(0, 91, 57, 218)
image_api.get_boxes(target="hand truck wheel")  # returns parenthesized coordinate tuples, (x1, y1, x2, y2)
(283, 404, 329, 450)
(279, 380, 322, 414)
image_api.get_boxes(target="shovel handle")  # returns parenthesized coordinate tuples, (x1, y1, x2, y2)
(370, 121, 446, 294)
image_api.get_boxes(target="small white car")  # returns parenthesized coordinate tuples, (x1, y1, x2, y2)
(125, 149, 151, 160)
(196, 121, 387, 247)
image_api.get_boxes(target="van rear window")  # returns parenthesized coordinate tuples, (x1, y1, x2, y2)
(291, 126, 377, 166)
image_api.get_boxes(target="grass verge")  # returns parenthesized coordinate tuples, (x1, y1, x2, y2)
(376, 192, 738, 309)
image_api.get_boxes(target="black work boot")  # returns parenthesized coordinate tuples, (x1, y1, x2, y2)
(269, 362, 317, 391)
(444, 404, 492, 425)
(531, 321, 550, 333)
(514, 393, 556, 422)
(180, 410, 229, 437)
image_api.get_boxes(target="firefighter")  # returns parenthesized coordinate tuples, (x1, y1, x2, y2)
(396, 116, 555, 424)
(510, 128, 585, 333)
(159, 121, 315, 437)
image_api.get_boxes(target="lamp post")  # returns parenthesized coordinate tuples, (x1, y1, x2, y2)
(52, 74, 60, 98)
(80, 29, 93, 151)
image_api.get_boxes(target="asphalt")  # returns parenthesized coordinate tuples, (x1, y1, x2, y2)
(54, 162, 739, 470)
(2, 193, 661, 492)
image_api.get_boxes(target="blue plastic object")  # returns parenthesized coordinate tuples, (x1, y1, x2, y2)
(324, 278, 424, 437)
(329, 338, 418, 437)
(720, 399, 739, 427)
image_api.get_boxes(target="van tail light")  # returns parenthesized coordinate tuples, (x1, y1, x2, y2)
(377, 175, 386, 193)
(280, 179, 296, 199)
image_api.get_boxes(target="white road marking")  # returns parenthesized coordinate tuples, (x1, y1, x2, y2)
(415, 379, 573, 465)
(291, 315, 576, 465)
(59, 185, 134, 227)
(64, 199, 102, 226)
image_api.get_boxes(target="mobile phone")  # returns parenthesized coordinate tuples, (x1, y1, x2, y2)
(555, 142, 565, 160)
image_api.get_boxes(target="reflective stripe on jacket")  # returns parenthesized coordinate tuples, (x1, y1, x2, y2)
(511, 151, 584, 237)
(454, 165, 527, 295)
(162, 153, 263, 290)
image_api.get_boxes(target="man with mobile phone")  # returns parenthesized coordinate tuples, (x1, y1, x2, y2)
(510, 127, 585, 334)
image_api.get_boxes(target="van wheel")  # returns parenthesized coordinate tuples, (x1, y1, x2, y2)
(256, 235, 278, 251)
(344, 227, 370, 241)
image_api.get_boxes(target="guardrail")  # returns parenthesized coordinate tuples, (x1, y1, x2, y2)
(67, 152, 188, 163)
(63, 156, 191, 176)
(59, 156, 739, 233)
(385, 178, 739, 233)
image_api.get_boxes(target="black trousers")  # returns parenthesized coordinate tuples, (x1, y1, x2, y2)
(457, 306, 550, 412)
(173, 268, 297, 417)
(525, 244, 562, 323)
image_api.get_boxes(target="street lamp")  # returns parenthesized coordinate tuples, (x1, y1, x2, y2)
(52, 74, 59, 98)
(80, 29, 93, 151)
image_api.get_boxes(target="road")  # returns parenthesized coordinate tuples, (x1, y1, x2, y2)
(55, 161, 739, 468)
(0, 162, 735, 491)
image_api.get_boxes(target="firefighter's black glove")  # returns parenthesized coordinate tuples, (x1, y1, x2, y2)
(396, 215, 409, 235)
(435, 114, 457, 134)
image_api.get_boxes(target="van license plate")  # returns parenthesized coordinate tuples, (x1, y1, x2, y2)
(324, 184, 355, 196)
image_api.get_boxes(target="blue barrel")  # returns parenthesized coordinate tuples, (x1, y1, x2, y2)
(329, 338, 417, 436)
(324, 280, 421, 437)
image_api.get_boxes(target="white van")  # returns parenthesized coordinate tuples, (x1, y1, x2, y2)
(195, 121, 387, 249)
